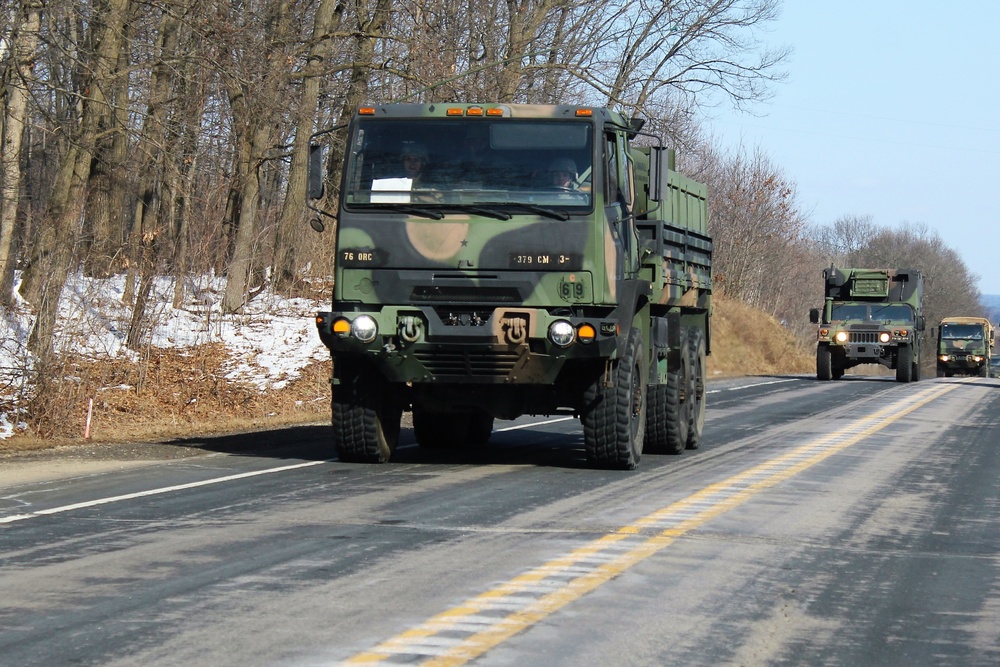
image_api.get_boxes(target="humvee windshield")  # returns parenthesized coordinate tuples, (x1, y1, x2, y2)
(342, 119, 594, 211)
(941, 324, 985, 340)
(831, 303, 913, 322)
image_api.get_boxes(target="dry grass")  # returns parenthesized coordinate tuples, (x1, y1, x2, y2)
(1, 296, 810, 454)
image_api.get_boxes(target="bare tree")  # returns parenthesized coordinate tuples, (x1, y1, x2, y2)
(0, 0, 42, 307)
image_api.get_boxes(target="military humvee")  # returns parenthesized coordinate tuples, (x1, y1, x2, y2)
(308, 104, 712, 469)
(809, 267, 925, 382)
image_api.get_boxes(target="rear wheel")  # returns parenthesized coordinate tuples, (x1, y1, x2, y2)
(664, 333, 693, 453)
(583, 327, 646, 470)
(332, 369, 401, 463)
(686, 329, 707, 450)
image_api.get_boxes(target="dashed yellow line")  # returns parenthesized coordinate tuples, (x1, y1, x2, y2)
(342, 382, 957, 665)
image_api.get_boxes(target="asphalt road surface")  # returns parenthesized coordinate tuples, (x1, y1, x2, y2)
(2, 374, 999, 666)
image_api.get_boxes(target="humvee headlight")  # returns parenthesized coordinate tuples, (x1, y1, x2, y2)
(879, 332, 891, 343)
(974, 355, 985, 363)
(549, 320, 575, 347)
(577, 323, 596, 344)
(835, 331, 848, 343)
(939, 354, 950, 362)
(350, 315, 378, 343)
(332, 318, 351, 337)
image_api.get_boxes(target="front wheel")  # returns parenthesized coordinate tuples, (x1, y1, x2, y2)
(817, 345, 833, 381)
(582, 327, 646, 470)
(895, 346, 913, 383)
(332, 369, 402, 463)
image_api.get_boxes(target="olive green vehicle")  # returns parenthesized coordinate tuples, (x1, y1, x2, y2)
(809, 267, 925, 382)
(307, 103, 712, 469)
(934, 317, 994, 377)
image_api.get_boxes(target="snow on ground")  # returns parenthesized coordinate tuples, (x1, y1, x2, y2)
(0, 272, 330, 439)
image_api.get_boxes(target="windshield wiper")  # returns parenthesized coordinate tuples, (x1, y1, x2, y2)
(500, 203, 570, 221)
(458, 206, 511, 220)
(358, 204, 444, 219)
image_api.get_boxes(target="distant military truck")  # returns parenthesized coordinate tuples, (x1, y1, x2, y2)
(809, 267, 925, 382)
(307, 103, 712, 470)
(934, 317, 994, 377)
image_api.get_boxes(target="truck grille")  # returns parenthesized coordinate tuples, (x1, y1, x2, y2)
(849, 331, 880, 344)
(413, 349, 520, 378)
(411, 286, 521, 303)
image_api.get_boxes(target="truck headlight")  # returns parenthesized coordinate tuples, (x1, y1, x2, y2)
(974, 356, 985, 363)
(879, 332, 890, 343)
(548, 320, 575, 347)
(835, 331, 848, 343)
(939, 354, 950, 362)
(351, 315, 378, 343)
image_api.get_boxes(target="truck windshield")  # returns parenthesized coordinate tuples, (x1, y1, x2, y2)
(941, 324, 984, 339)
(342, 118, 593, 212)
(831, 303, 913, 322)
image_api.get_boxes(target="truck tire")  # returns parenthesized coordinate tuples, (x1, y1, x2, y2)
(817, 344, 833, 381)
(895, 346, 913, 382)
(686, 329, 707, 450)
(332, 372, 401, 463)
(413, 409, 468, 449)
(664, 332, 693, 453)
(582, 327, 646, 470)
(468, 410, 495, 444)
(644, 385, 679, 454)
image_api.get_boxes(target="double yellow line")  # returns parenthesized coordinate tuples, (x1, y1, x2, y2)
(343, 382, 956, 666)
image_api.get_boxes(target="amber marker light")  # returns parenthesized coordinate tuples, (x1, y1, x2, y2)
(446, 108, 464, 116)
(486, 107, 504, 116)
(332, 318, 351, 337)
(575, 109, 593, 117)
(466, 106, 484, 116)
(358, 107, 376, 115)
(577, 323, 597, 344)
(819, 328, 830, 337)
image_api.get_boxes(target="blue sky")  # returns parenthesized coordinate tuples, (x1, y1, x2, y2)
(703, 1, 1000, 296)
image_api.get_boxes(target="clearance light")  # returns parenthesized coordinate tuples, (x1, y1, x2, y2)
(486, 107, 504, 116)
(358, 107, 376, 115)
(446, 108, 464, 116)
(577, 323, 597, 344)
(879, 332, 891, 343)
(332, 318, 351, 337)
(835, 331, 849, 343)
(549, 320, 575, 348)
(575, 109, 593, 117)
(466, 107, 484, 116)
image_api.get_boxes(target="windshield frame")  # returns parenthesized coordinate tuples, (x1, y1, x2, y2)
(341, 118, 596, 214)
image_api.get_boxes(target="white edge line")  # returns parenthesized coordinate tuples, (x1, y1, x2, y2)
(1, 459, 328, 525)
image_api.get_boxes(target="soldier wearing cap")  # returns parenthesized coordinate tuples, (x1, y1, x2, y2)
(547, 158, 577, 189)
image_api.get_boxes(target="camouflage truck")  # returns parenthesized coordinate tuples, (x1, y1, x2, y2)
(307, 103, 712, 470)
(934, 317, 994, 377)
(809, 267, 925, 382)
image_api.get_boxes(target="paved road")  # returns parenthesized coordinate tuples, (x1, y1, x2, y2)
(1, 375, 999, 666)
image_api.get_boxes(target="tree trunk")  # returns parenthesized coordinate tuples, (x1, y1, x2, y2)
(271, 0, 343, 294)
(0, 1, 42, 308)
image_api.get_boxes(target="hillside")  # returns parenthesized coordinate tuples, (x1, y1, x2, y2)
(0, 290, 812, 453)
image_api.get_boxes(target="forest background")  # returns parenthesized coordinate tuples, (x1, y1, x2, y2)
(0, 0, 986, 444)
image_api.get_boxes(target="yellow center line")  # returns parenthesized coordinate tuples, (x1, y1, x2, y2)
(342, 382, 956, 665)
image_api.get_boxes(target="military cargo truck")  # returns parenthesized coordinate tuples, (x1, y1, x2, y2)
(809, 267, 925, 382)
(307, 103, 712, 470)
(934, 317, 994, 377)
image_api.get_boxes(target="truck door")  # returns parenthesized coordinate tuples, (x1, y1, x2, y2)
(604, 132, 634, 278)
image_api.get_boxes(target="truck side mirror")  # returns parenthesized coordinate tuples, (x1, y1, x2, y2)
(809, 308, 820, 324)
(916, 315, 925, 332)
(308, 143, 325, 200)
